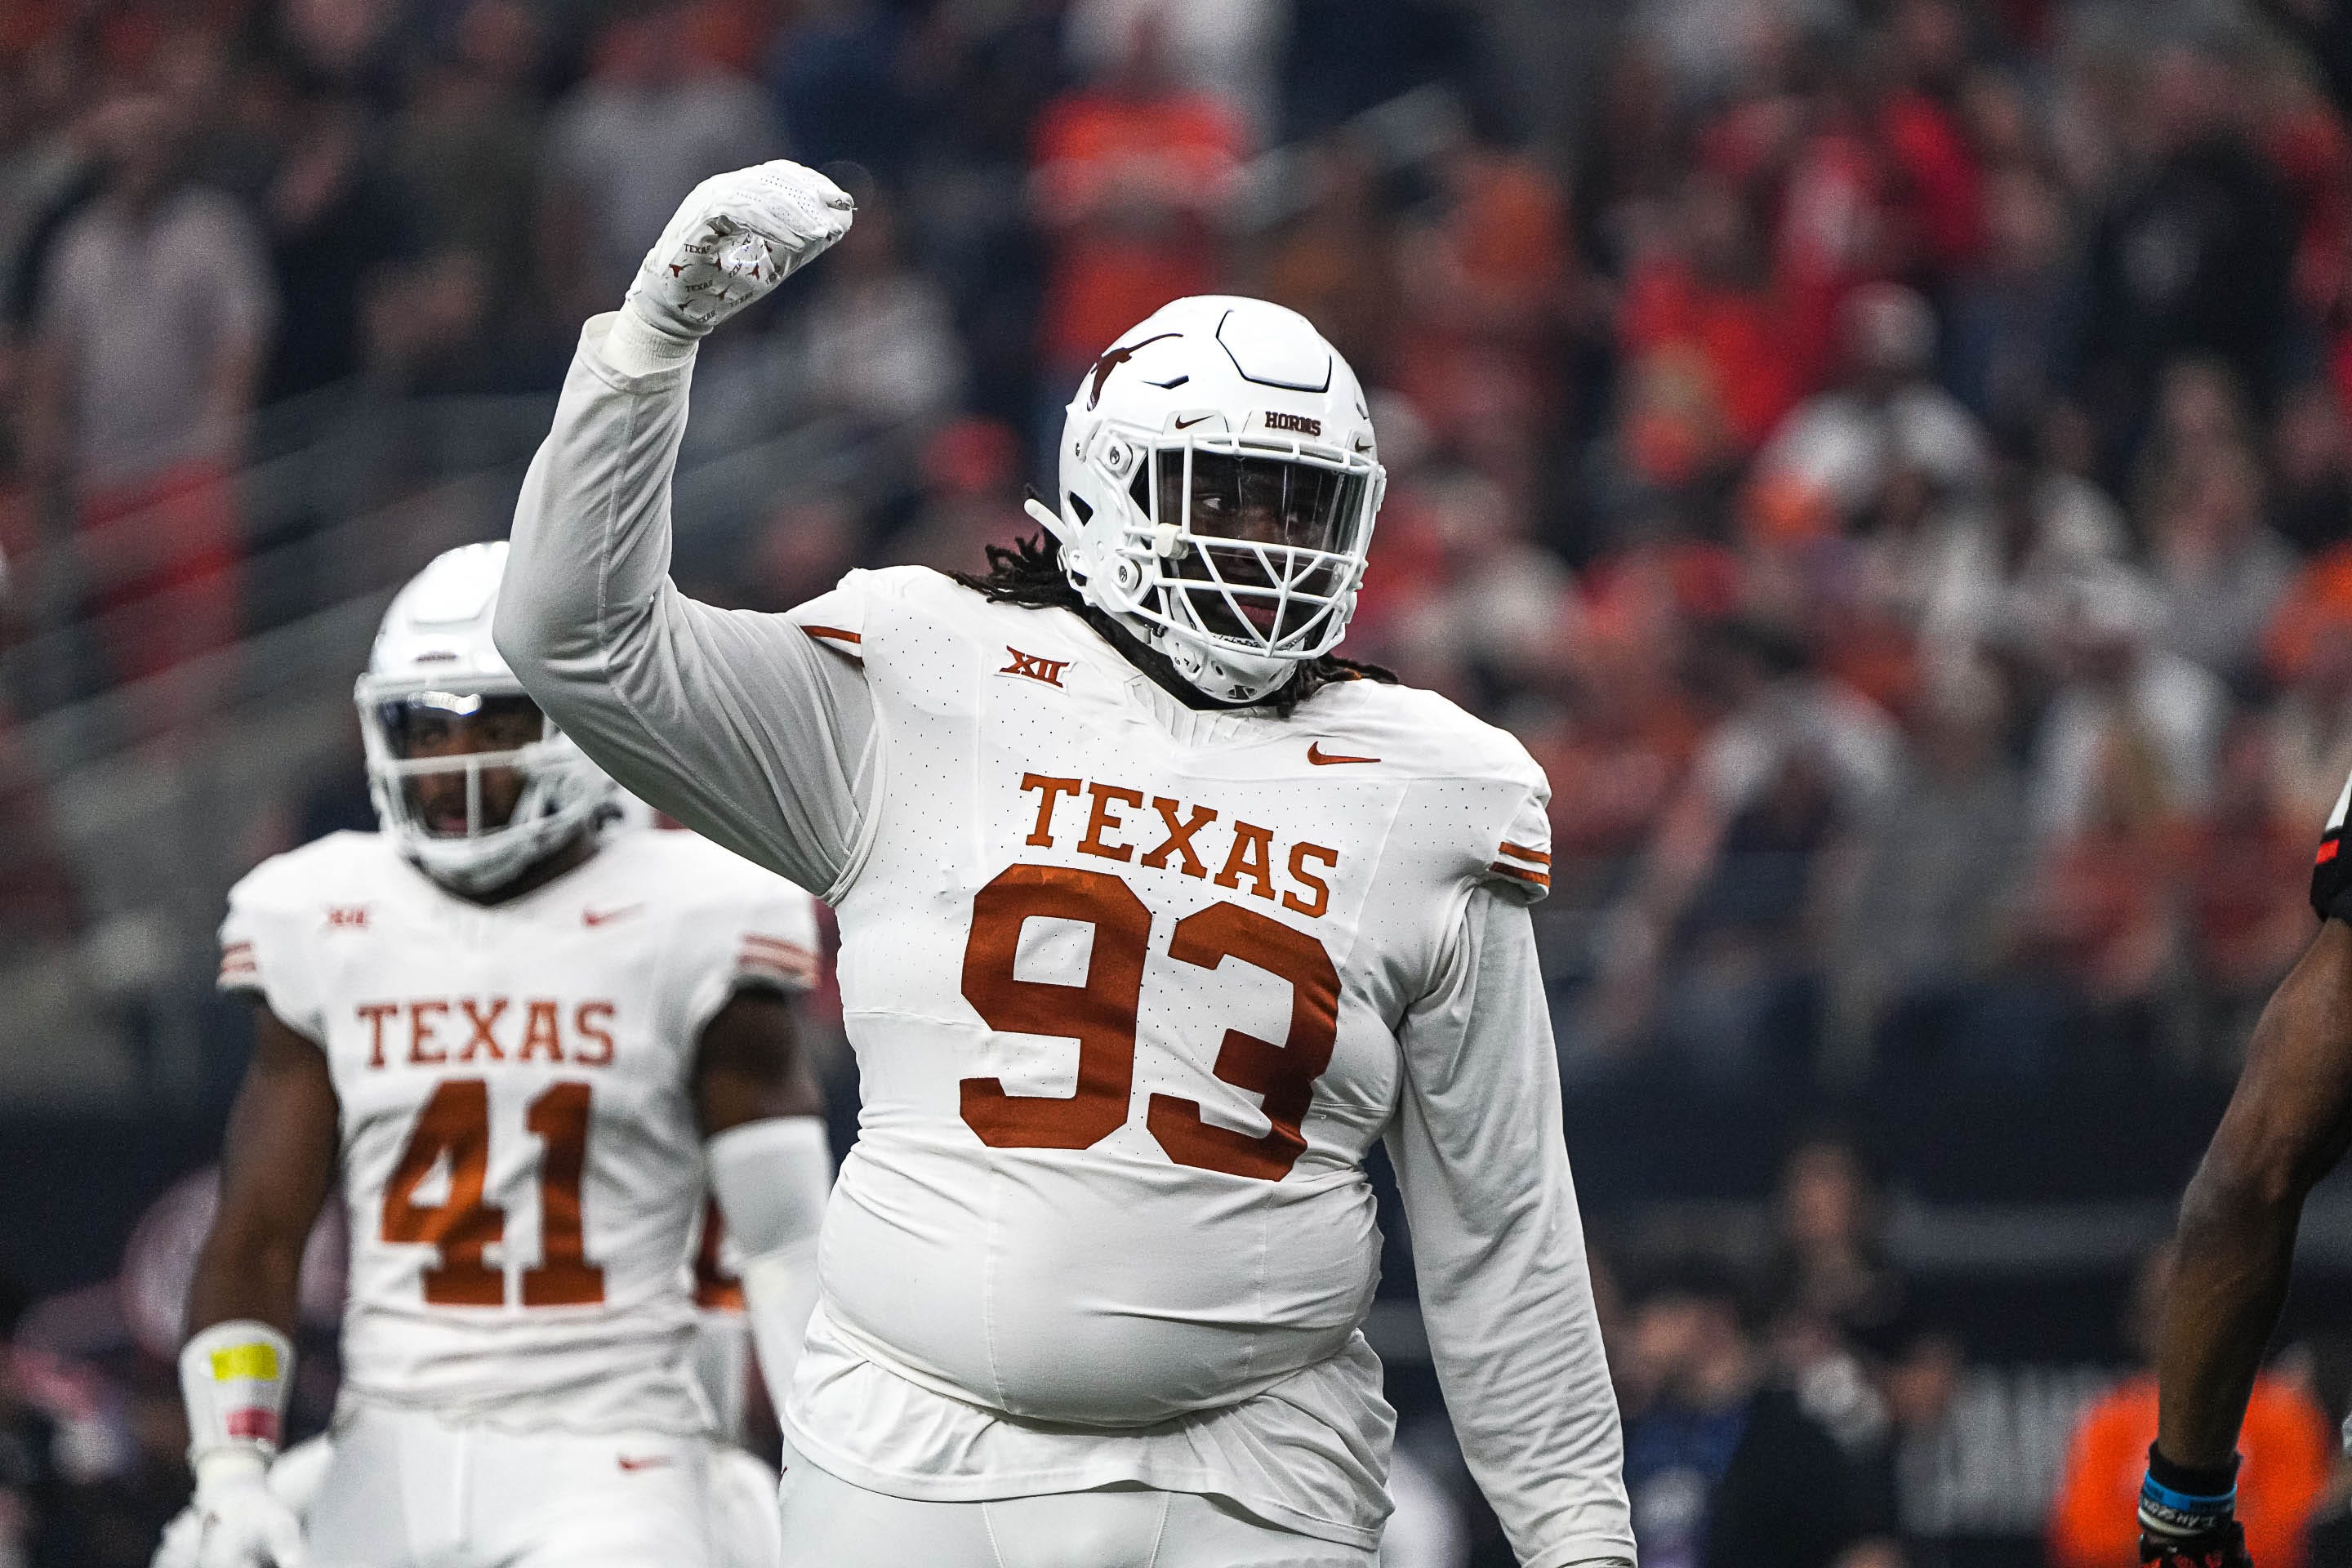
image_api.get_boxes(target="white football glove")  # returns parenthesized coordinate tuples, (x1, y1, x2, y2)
(161, 1452, 308, 1568)
(154, 1437, 334, 1568)
(154, 1503, 203, 1568)
(621, 160, 854, 346)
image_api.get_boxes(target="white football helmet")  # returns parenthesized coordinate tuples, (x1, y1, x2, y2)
(355, 541, 614, 894)
(1030, 296, 1386, 703)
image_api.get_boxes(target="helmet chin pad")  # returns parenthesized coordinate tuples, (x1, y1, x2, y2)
(1150, 610, 1298, 704)
(405, 814, 593, 895)
(1057, 527, 1298, 704)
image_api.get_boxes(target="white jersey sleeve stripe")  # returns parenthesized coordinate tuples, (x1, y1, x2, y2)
(737, 946, 820, 989)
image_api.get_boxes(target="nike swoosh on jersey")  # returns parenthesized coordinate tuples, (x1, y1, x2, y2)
(582, 906, 642, 926)
(1307, 743, 1379, 766)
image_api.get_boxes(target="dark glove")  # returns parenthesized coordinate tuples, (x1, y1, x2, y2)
(2140, 1446, 2252, 1568)
(2312, 777, 2352, 924)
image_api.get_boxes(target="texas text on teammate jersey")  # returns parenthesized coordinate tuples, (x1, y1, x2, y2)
(217, 822, 819, 1433)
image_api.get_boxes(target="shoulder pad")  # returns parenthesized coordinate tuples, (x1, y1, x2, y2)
(226, 831, 385, 915)
(786, 564, 956, 657)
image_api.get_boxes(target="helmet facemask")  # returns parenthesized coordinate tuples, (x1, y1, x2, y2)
(1071, 430, 1383, 702)
(356, 681, 610, 895)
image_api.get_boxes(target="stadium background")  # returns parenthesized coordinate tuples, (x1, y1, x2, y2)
(4, 0, 2352, 1562)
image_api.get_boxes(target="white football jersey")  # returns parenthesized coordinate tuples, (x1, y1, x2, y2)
(781, 567, 1550, 1543)
(218, 824, 819, 1433)
(502, 316, 1633, 1566)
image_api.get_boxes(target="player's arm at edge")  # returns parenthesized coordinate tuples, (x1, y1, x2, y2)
(189, 1007, 341, 1337)
(1385, 889, 1636, 1568)
(2154, 917, 2352, 1482)
(696, 987, 834, 1418)
(173, 1004, 341, 1568)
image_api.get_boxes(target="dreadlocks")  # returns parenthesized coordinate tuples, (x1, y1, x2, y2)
(951, 532, 1079, 610)
(951, 532, 1396, 716)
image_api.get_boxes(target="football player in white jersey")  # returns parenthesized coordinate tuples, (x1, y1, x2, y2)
(497, 163, 1633, 1567)
(161, 541, 833, 1568)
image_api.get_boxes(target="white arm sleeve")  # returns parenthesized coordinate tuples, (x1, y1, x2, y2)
(706, 1116, 833, 1416)
(497, 314, 876, 898)
(1384, 889, 1635, 1568)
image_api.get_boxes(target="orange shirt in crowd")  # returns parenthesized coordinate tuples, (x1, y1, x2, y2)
(1617, 260, 1809, 454)
(1030, 88, 1245, 367)
(2047, 1373, 2332, 1568)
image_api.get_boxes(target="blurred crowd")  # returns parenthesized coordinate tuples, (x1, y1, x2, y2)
(7, 0, 2352, 1080)
(7, 0, 2352, 1087)
(8, 0, 2352, 1563)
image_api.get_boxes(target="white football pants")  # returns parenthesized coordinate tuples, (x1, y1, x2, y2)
(773, 1438, 1376, 1568)
(303, 1405, 729, 1568)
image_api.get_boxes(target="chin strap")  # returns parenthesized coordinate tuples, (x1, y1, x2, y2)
(1031, 513, 1301, 707)
(1022, 495, 1064, 537)
(1078, 604, 1289, 711)
(1165, 637, 1292, 705)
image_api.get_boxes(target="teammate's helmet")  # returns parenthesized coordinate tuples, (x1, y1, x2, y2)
(1039, 296, 1386, 703)
(355, 541, 614, 893)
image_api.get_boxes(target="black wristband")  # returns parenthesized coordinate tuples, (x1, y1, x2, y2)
(2148, 1442, 2240, 1502)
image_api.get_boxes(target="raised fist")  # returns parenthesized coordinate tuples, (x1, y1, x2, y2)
(621, 161, 854, 343)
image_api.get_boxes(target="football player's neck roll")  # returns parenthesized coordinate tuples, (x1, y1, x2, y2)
(358, 541, 617, 902)
(1024, 295, 1388, 706)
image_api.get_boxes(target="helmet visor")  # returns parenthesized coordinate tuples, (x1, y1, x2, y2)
(372, 691, 548, 837)
(1152, 450, 1370, 555)
(1149, 451, 1371, 648)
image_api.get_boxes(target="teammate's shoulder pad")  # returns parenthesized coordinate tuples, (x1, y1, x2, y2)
(227, 831, 390, 913)
(617, 829, 822, 993)
(618, 824, 791, 893)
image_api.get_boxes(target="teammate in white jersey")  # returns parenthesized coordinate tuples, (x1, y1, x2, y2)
(497, 163, 1633, 1567)
(162, 542, 833, 1568)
